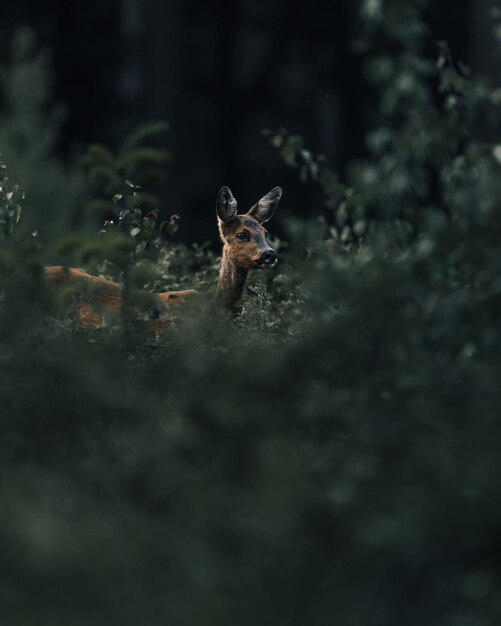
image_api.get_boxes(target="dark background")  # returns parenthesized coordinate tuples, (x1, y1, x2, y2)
(0, 0, 491, 241)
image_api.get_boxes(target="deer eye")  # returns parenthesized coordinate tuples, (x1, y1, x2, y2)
(236, 232, 249, 241)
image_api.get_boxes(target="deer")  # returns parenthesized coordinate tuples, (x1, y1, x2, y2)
(45, 185, 282, 327)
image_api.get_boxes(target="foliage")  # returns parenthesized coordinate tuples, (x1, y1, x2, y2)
(2, 2, 501, 625)
(267, 0, 501, 248)
(79, 122, 174, 272)
(0, 27, 84, 243)
(60, 123, 177, 313)
(81, 120, 172, 225)
(0, 153, 23, 240)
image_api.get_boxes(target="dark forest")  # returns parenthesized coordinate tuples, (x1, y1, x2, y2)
(1, 1, 501, 625)
(0, 0, 481, 239)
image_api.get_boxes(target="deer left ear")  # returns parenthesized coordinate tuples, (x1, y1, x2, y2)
(247, 186, 282, 224)
(216, 186, 238, 223)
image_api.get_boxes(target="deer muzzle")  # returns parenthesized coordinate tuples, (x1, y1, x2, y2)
(257, 249, 277, 267)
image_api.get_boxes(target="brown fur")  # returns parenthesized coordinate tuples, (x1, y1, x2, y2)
(45, 185, 282, 327)
(215, 186, 281, 312)
(216, 216, 273, 311)
(45, 266, 196, 328)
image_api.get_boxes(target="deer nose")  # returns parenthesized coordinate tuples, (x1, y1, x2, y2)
(259, 250, 277, 265)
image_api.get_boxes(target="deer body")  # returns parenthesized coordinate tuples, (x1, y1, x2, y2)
(45, 265, 195, 326)
(45, 185, 282, 326)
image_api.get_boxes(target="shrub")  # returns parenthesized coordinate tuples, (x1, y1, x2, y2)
(0, 28, 84, 245)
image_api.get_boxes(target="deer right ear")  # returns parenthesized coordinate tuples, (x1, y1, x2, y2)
(247, 186, 282, 224)
(216, 186, 238, 223)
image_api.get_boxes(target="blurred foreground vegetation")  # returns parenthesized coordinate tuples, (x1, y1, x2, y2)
(2, 1, 501, 625)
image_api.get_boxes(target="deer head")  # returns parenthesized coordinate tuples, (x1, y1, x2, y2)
(216, 186, 282, 269)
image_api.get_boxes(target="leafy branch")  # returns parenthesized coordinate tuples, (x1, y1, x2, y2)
(0, 155, 24, 241)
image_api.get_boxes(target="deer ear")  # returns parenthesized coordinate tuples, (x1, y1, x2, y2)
(216, 186, 238, 223)
(248, 186, 282, 224)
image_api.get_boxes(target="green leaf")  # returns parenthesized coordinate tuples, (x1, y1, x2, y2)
(125, 179, 141, 189)
(280, 135, 304, 167)
(165, 221, 179, 236)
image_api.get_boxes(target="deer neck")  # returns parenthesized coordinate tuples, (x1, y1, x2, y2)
(216, 246, 249, 311)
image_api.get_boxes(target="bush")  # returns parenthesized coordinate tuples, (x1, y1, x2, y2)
(0, 28, 84, 245)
